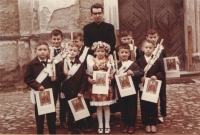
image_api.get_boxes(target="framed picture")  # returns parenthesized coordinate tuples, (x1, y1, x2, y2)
(68, 97, 90, 121)
(35, 88, 55, 115)
(163, 57, 180, 78)
(92, 71, 109, 94)
(141, 78, 162, 103)
(115, 73, 136, 97)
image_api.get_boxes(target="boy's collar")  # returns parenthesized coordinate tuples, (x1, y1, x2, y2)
(37, 57, 47, 62)
(54, 46, 61, 49)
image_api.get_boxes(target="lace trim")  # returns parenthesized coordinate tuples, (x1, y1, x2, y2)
(90, 99, 116, 106)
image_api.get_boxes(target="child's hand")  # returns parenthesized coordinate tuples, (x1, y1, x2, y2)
(64, 69, 68, 75)
(108, 74, 114, 80)
(141, 77, 145, 83)
(127, 70, 134, 76)
(88, 77, 96, 84)
(51, 76, 56, 81)
(38, 86, 45, 91)
(176, 59, 180, 65)
(115, 72, 119, 75)
(150, 75, 157, 80)
(60, 92, 65, 99)
(77, 93, 83, 98)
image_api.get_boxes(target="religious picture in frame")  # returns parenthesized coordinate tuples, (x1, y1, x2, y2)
(163, 56, 180, 78)
(146, 80, 158, 94)
(35, 88, 55, 115)
(68, 97, 90, 121)
(141, 78, 162, 103)
(39, 91, 51, 106)
(92, 71, 109, 94)
(115, 73, 136, 97)
(71, 98, 85, 112)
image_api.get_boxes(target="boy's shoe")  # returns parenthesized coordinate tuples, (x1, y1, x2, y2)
(77, 128, 84, 134)
(145, 125, 151, 133)
(158, 116, 164, 124)
(127, 126, 134, 134)
(151, 125, 157, 133)
(61, 122, 68, 129)
(122, 125, 129, 133)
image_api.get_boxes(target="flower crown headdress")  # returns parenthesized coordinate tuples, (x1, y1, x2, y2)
(91, 41, 111, 54)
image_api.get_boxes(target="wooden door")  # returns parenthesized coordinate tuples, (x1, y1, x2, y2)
(118, 0, 185, 70)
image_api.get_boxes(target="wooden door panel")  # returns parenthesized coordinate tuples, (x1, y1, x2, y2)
(118, 0, 185, 70)
(153, 0, 185, 69)
(119, 0, 149, 48)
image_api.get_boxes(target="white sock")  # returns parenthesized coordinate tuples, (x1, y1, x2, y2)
(97, 106, 103, 128)
(103, 105, 110, 128)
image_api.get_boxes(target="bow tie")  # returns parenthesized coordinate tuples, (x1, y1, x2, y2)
(41, 61, 46, 67)
(70, 61, 74, 66)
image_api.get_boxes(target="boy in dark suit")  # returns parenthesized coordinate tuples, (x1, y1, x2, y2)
(58, 42, 87, 134)
(72, 32, 95, 129)
(136, 40, 165, 133)
(116, 44, 144, 134)
(24, 42, 57, 134)
(50, 29, 69, 129)
(139, 29, 167, 123)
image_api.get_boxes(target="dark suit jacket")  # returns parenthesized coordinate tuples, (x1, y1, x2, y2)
(24, 57, 56, 92)
(118, 61, 144, 91)
(135, 56, 166, 85)
(83, 21, 116, 54)
(58, 58, 87, 98)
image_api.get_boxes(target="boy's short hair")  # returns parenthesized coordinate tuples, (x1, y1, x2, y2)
(116, 43, 130, 52)
(141, 40, 155, 47)
(73, 32, 84, 41)
(68, 42, 79, 50)
(90, 3, 104, 13)
(120, 30, 133, 38)
(35, 42, 49, 50)
(50, 29, 63, 38)
(146, 29, 158, 36)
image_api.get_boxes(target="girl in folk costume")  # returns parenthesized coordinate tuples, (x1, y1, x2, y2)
(87, 41, 116, 134)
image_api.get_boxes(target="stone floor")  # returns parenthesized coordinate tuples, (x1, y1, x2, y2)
(1, 78, 200, 134)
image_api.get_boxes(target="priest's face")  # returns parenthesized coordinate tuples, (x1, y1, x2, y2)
(91, 8, 103, 24)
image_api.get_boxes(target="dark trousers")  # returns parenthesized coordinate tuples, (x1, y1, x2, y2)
(159, 87, 166, 116)
(140, 96, 158, 125)
(59, 93, 67, 122)
(120, 94, 137, 126)
(35, 105, 56, 134)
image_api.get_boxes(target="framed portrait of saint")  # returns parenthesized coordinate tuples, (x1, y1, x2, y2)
(35, 88, 55, 115)
(163, 57, 180, 78)
(68, 97, 90, 121)
(141, 78, 162, 103)
(92, 71, 109, 94)
(115, 73, 136, 97)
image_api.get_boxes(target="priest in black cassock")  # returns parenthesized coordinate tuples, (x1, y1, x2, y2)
(83, 3, 116, 54)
